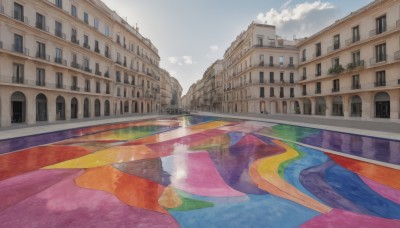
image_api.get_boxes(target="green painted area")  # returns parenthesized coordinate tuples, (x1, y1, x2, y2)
(270, 125, 322, 142)
(169, 196, 214, 211)
(278, 143, 305, 178)
(112, 125, 173, 140)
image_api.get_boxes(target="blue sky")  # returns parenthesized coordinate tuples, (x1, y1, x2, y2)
(101, 0, 373, 94)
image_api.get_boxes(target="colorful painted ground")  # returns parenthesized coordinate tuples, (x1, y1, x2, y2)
(0, 115, 399, 227)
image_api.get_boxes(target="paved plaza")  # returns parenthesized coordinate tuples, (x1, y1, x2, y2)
(0, 114, 399, 227)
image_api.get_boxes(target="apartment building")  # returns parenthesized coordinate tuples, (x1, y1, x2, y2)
(196, 60, 223, 112)
(222, 23, 300, 114)
(160, 69, 182, 112)
(0, 0, 172, 127)
(297, 0, 400, 120)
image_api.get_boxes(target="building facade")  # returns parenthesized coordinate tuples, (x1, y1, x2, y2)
(297, 0, 400, 120)
(0, 0, 180, 127)
(185, 0, 400, 120)
(160, 69, 182, 112)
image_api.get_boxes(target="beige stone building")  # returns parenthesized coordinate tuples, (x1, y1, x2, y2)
(297, 0, 400, 120)
(222, 22, 300, 114)
(197, 60, 223, 112)
(160, 69, 182, 112)
(0, 0, 181, 127)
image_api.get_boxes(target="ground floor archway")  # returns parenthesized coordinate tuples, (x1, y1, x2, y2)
(104, 100, 110, 116)
(375, 92, 390, 118)
(350, 95, 362, 117)
(84, 98, 90, 118)
(71, 98, 78, 119)
(315, 97, 326, 116)
(303, 99, 311, 115)
(332, 96, 343, 116)
(11, 91, 26, 123)
(36, 93, 47, 121)
(95, 99, 101, 117)
(56, 96, 65, 120)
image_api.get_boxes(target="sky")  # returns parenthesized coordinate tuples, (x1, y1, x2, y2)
(101, 0, 373, 95)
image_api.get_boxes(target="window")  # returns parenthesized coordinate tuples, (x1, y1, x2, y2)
(13, 2, 24, 22)
(375, 43, 386, 62)
(270, 87, 275, 97)
(83, 58, 90, 72)
(269, 56, 273, 66)
(55, 21, 63, 38)
(259, 72, 264, 83)
(290, 73, 294, 84)
(13, 34, 23, 53)
(96, 81, 100, 93)
(36, 68, 45, 86)
(94, 18, 99, 30)
(84, 12, 89, 24)
(316, 63, 321, 76)
(116, 71, 121, 82)
(269, 72, 274, 83)
(375, 71, 386, 87)
(260, 87, 264, 98)
(352, 74, 360, 89)
(55, 48, 62, 64)
(71, 28, 78, 44)
(13, 63, 24, 83)
(72, 76, 78, 89)
(95, 40, 100, 53)
(302, 85, 307, 95)
(315, 43, 321, 57)
(84, 35, 89, 49)
(376, 15, 386, 34)
(333, 34, 340, 50)
(332, 79, 340, 92)
(259, 55, 264, 65)
(280, 72, 284, 82)
(36, 13, 46, 31)
(116, 34, 121, 44)
(85, 79, 91, 92)
(279, 56, 284, 66)
(56, 73, 63, 88)
(71, 5, 77, 17)
(55, 0, 62, 8)
(36, 42, 46, 59)
(71, 53, 77, 66)
(289, 57, 294, 67)
(104, 25, 110, 37)
(106, 83, 110, 94)
(315, 82, 321, 94)
(352, 26, 360, 42)
(352, 51, 361, 67)
(302, 68, 306, 80)
(302, 49, 306, 62)
(279, 87, 284, 98)
(290, 88, 294, 98)
(332, 58, 340, 68)
(257, 37, 263, 46)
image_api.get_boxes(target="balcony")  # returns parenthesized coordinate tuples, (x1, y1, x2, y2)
(54, 57, 66, 65)
(71, 86, 80, 91)
(71, 36, 80, 45)
(269, 63, 274, 67)
(370, 55, 387, 65)
(12, 76, 24, 84)
(301, 75, 307, 80)
(94, 47, 100, 53)
(56, 84, 65, 89)
(394, 50, 400, 60)
(315, 72, 321, 77)
(315, 89, 321, 94)
(36, 81, 45, 86)
(84, 87, 91, 93)
(36, 52, 49, 61)
(351, 84, 361, 90)
(55, 31, 66, 39)
(116, 60, 122, 65)
(279, 93, 284, 98)
(302, 91, 307, 96)
(13, 11, 28, 24)
(104, 71, 109, 78)
(332, 87, 340, 92)
(83, 43, 90, 50)
(301, 57, 306, 62)
(95, 70, 102, 76)
(259, 61, 264, 66)
(35, 22, 49, 32)
(327, 64, 344, 75)
(345, 36, 360, 46)
(346, 60, 364, 71)
(105, 51, 110, 58)
(370, 27, 386, 37)
(374, 81, 386, 87)
(106, 89, 110, 95)
(12, 45, 29, 55)
(71, 62, 81, 69)
(83, 67, 92, 73)
(288, 63, 295, 68)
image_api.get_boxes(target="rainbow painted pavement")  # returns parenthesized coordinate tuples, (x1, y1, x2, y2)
(0, 115, 399, 227)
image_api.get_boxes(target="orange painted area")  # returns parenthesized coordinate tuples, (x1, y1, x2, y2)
(75, 165, 167, 214)
(0, 145, 93, 181)
(45, 145, 168, 169)
(328, 154, 400, 190)
(249, 140, 331, 213)
(124, 121, 231, 146)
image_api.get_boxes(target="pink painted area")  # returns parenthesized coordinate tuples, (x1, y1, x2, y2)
(0, 170, 178, 227)
(300, 209, 400, 228)
(0, 169, 80, 211)
(168, 152, 245, 197)
(360, 175, 400, 204)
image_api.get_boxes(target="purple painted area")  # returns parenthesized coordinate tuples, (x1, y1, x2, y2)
(0, 169, 80, 212)
(209, 134, 285, 195)
(0, 171, 179, 227)
(301, 209, 400, 228)
(300, 160, 372, 215)
(301, 131, 400, 165)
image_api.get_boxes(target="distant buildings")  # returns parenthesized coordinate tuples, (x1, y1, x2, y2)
(186, 0, 400, 120)
(0, 0, 181, 127)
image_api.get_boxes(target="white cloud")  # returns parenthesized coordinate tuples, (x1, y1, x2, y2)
(210, 45, 219, 52)
(182, 56, 193, 65)
(257, 1, 339, 38)
(168, 57, 178, 64)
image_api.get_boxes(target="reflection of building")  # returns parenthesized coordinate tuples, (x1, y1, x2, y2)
(0, 0, 180, 127)
(183, 0, 400, 120)
(297, 0, 400, 119)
